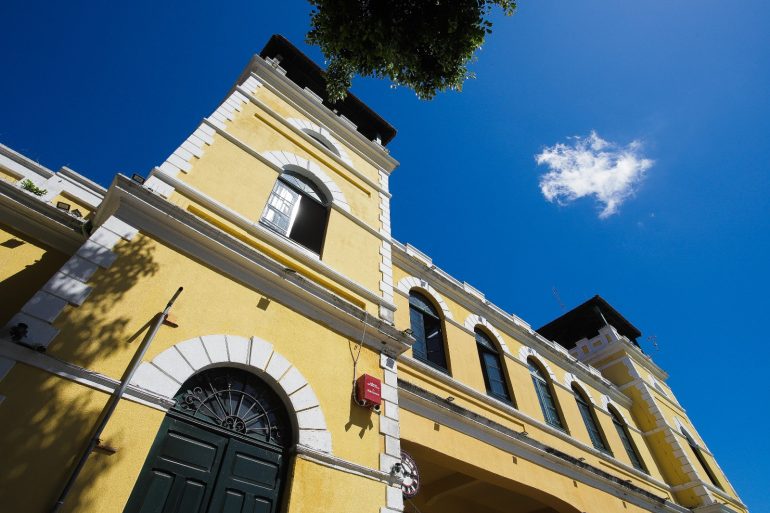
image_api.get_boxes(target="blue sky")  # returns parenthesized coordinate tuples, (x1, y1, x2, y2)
(3, 0, 769, 509)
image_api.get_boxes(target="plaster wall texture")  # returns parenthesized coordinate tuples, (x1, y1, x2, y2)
(0, 223, 69, 326)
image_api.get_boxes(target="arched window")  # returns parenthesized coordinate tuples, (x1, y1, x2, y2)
(261, 170, 330, 254)
(572, 385, 609, 453)
(609, 407, 647, 472)
(475, 327, 513, 404)
(528, 359, 564, 430)
(681, 427, 723, 489)
(302, 129, 341, 156)
(409, 290, 448, 372)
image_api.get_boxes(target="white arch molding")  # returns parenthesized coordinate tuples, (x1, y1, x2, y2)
(396, 276, 454, 320)
(464, 314, 510, 355)
(285, 118, 354, 166)
(261, 151, 350, 212)
(518, 346, 558, 382)
(563, 373, 597, 404)
(130, 334, 332, 454)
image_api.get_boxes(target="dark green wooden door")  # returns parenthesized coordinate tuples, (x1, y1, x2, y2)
(207, 438, 284, 513)
(124, 417, 228, 513)
(125, 417, 285, 513)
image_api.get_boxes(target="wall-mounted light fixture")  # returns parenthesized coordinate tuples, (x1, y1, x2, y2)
(131, 174, 145, 184)
(56, 201, 71, 212)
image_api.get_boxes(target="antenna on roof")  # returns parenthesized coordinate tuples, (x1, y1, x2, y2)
(552, 287, 566, 311)
(647, 335, 659, 352)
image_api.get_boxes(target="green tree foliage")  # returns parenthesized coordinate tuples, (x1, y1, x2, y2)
(307, 0, 516, 101)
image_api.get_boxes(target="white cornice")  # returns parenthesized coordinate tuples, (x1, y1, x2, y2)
(671, 482, 747, 511)
(0, 338, 174, 410)
(398, 381, 687, 513)
(619, 379, 687, 416)
(391, 244, 630, 407)
(579, 336, 669, 381)
(0, 180, 87, 253)
(399, 356, 648, 480)
(95, 176, 412, 357)
(149, 169, 392, 310)
(296, 445, 397, 486)
(244, 58, 399, 173)
(195, 118, 389, 240)
(234, 85, 390, 197)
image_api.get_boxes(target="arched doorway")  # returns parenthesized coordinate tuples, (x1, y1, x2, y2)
(124, 367, 293, 513)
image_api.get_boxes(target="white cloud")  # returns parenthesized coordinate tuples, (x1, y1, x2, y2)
(535, 131, 653, 218)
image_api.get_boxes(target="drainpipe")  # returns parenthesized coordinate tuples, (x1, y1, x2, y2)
(50, 287, 183, 513)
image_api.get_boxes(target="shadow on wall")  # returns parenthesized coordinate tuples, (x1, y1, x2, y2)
(0, 233, 68, 326)
(0, 235, 161, 513)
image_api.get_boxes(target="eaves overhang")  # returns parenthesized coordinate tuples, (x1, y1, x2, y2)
(231, 50, 399, 174)
(258, 34, 397, 146)
(537, 295, 643, 350)
(0, 179, 87, 253)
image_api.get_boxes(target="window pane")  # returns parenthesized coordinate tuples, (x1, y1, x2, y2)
(409, 306, 427, 360)
(281, 172, 325, 203)
(576, 396, 607, 451)
(475, 329, 496, 351)
(288, 194, 328, 253)
(614, 418, 645, 471)
(262, 182, 299, 233)
(531, 374, 563, 429)
(424, 315, 447, 369)
(409, 292, 440, 318)
(479, 349, 510, 401)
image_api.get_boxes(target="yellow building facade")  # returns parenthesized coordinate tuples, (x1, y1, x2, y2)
(0, 35, 747, 513)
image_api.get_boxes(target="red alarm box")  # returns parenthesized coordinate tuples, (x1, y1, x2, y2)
(355, 374, 382, 409)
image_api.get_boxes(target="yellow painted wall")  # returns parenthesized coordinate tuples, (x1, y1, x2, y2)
(400, 408, 666, 513)
(1, 167, 20, 183)
(46, 232, 383, 471)
(50, 193, 93, 218)
(181, 100, 381, 230)
(169, 117, 385, 305)
(249, 86, 383, 186)
(0, 363, 113, 512)
(390, 263, 674, 498)
(0, 223, 69, 325)
(286, 458, 386, 513)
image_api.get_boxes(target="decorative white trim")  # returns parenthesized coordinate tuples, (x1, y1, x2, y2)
(130, 335, 333, 454)
(377, 169, 394, 321)
(2, 216, 137, 351)
(145, 75, 263, 199)
(296, 445, 395, 485)
(398, 385, 688, 513)
(390, 244, 630, 408)
(616, 356, 727, 505)
(0, 143, 105, 209)
(464, 314, 510, 355)
(261, 151, 350, 213)
(396, 276, 453, 320)
(398, 356, 661, 488)
(285, 118, 354, 167)
(141, 169, 393, 312)
(0, 338, 174, 410)
(379, 353, 402, 479)
(518, 346, 558, 382)
(564, 373, 597, 404)
(234, 84, 391, 197)
(246, 61, 398, 173)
